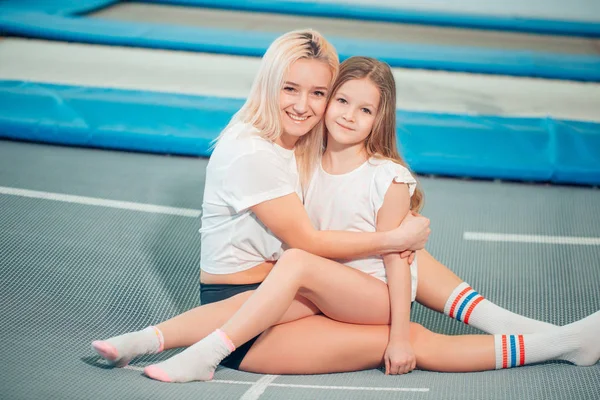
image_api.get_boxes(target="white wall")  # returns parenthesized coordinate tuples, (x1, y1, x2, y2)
(291, 0, 600, 22)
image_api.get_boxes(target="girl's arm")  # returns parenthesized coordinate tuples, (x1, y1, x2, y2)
(376, 182, 417, 375)
(251, 193, 430, 260)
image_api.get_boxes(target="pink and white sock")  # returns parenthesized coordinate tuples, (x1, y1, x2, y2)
(444, 282, 556, 334)
(144, 329, 235, 383)
(92, 326, 164, 367)
(494, 310, 600, 369)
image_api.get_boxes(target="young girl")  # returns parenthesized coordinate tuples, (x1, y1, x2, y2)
(92, 38, 597, 378)
(92, 31, 431, 374)
(112, 57, 599, 382)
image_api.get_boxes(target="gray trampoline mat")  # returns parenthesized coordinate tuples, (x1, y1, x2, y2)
(1, 140, 599, 399)
(90, 3, 600, 56)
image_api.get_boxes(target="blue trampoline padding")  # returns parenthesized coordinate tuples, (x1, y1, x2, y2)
(0, 81, 242, 156)
(397, 112, 600, 185)
(0, 0, 119, 15)
(150, 0, 600, 38)
(1, 12, 600, 82)
(1, 81, 599, 185)
(3, 0, 599, 37)
(551, 120, 600, 184)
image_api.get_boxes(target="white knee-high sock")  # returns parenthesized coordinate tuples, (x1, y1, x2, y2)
(92, 326, 164, 367)
(444, 282, 556, 334)
(143, 329, 235, 383)
(494, 311, 600, 369)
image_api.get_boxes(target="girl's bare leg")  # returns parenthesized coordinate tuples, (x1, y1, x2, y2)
(141, 250, 394, 381)
(415, 249, 555, 333)
(413, 249, 462, 311)
(222, 248, 393, 347)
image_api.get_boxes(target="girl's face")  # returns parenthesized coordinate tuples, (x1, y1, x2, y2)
(325, 78, 380, 147)
(278, 58, 332, 148)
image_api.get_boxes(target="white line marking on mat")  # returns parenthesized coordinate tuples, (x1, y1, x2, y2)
(240, 374, 279, 400)
(123, 366, 429, 394)
(464, 232, 600, 245)
(269, 383, 429, 392)
(0, 186, 201, 217)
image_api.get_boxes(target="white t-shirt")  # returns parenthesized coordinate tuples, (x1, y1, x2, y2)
(199, 122, 303, 274)
(305, 157, 419, 301)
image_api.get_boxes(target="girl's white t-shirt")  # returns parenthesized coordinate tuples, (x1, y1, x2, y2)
(200, 122, 303, 274)
(305, 157, 419, 300)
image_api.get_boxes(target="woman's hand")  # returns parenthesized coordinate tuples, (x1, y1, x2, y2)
(384, 339, 417, 375)
(387, 212, 430, 253)
(399, 251, 416, 264)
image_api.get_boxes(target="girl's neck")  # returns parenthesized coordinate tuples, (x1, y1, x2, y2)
(322, 141, 368, 175)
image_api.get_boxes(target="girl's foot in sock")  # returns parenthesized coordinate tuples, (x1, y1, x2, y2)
(92, 326, 164, 367)
(144, 329, 234, 383)
(445, 282, 556, 334)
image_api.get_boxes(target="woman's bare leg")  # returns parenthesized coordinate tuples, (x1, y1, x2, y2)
(92, 291, 318, 365)
(241, 315, 391, 374)
(415, 249, 555, 333)
(241, 316, 495, 374)
(142, 249, 393, 381)
(158, 291, 318, 349)
(242, 312, 600, 375)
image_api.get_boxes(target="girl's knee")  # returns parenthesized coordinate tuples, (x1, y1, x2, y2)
(278, 248, 309, 264)
(277, 249, 321, 291)
(277, 249, 313, 275)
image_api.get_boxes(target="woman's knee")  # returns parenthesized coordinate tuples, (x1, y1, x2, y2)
(408, 322, 429, 341)
(409, 322, 440, 365)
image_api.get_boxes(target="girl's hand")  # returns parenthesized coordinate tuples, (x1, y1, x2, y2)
(384, 339, 417, 375)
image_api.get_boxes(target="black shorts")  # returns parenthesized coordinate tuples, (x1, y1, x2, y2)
(200, 282, 261, 370)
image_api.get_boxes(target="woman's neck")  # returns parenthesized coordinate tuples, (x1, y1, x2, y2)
(322, 141, 368, 175)
(275, 132, 299, 150)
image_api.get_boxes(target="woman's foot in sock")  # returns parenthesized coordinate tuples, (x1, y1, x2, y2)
(560, 311, 600, 366)
(143, 329, 234, 383)
(92, 326, 164, 367)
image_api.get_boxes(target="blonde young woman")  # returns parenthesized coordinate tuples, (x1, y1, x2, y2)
(93, 30, 430, 372)
(92, 36, 599, 379)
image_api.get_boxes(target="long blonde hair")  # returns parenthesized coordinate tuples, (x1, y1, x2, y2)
(327, 56, 424, 211)
(221, 29, 339, 188)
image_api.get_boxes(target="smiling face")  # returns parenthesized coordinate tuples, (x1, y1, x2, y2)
(325, 78, 381, 148)
(278, 58, 332, 148)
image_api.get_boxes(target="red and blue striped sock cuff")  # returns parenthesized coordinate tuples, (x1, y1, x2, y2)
(495, 334, 526, 369)
(446, 284, 485, 323)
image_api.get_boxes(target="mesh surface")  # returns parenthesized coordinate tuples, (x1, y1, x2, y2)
(1, 140, 599, 399)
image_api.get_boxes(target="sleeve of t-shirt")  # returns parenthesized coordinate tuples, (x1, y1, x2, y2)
(223, 151, 298, 213)
(371, 161, 417, 215)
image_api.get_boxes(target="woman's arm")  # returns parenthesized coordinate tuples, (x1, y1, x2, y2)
(251, 193, 430, 260)
(377, 182, 417, 375)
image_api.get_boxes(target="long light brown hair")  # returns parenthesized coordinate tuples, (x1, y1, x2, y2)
(221, 29, 339, 189)
(327, 56, 424, 211)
